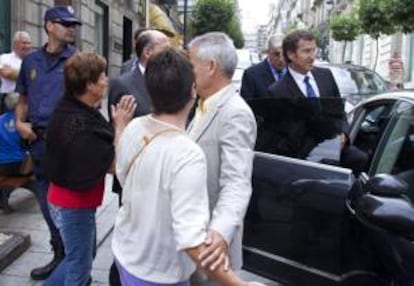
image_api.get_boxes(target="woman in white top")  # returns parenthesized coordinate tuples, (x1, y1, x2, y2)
(112, 48, 259, 286)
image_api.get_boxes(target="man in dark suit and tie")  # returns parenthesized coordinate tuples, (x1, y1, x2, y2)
(119, 28, 148, 75)
(266, 30, 367, 172)
(241, 34, 286, 99)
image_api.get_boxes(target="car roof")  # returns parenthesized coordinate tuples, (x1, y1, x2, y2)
(317, 62, 376, 72)
(353, 90, 414, 108)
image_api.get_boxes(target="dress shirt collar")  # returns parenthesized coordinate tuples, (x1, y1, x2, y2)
(138, 62, 145, 74)
(288, 66, 320, 97)
(267, 58, 286, 81)
(197, 84, 231, 114)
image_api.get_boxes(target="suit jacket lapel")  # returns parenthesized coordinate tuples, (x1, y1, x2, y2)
(311, 68, 326, 98)
(285, 71, 306, 98)
(189, 85, 236, 142)
(262, 60, 276, 86)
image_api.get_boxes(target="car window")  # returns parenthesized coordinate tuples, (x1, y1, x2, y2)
(329, 67, 359, 95)
(328, 67, 387, 96)
(351, 70, 387, 94)
(352, 102, 395, 173)
(372, 102, 414, 174)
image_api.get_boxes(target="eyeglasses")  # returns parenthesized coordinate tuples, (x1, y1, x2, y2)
(53, 21, 77, 28)
(270, 51, 282, 57)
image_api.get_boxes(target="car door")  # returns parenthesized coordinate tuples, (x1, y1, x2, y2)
(244, 98, 354, 286)
(349, 100, 414, 285)
(242, 96, 411, 286)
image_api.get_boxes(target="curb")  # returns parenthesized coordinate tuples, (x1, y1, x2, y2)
(0, 231, 31, 272)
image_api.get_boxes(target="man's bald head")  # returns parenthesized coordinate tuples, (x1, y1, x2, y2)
(135, 29, 170, 67)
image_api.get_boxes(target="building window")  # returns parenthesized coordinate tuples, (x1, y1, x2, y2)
(0, 0, 10, 54)
(95, 0, 108, 59)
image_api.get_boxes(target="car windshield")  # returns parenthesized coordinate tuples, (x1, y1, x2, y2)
(329, 66, 388, 96)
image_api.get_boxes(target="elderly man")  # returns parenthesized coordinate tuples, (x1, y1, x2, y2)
(241, 34, 286, 100)
(0, 31, 32, 113)
(187, 32, 257, 285)
(108, 29, 171, 198)
(14, 6, 81, 281)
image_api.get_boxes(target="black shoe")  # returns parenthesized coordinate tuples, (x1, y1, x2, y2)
(30, 257, 62, 280)
(30, 239, 65, 280)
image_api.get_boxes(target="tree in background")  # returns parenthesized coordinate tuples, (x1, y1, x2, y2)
(329, 13, 360, 63)
(358, 0, 395, 70)
(390, 0, 414, 34)
(191, 0, 244, 48)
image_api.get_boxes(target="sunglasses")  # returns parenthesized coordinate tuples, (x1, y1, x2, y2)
(53, 21, 77, 28)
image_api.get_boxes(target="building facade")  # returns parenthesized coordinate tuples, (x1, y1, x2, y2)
(0, 0, 166, 76)
(271, 0, 414, 87)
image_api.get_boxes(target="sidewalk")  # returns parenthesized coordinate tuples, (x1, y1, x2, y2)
(0, 175, 279, 286)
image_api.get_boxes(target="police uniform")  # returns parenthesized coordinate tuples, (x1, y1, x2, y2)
(14, 5, 81, 281)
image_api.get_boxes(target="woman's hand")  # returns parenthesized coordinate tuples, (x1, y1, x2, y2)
(111, 95, 137, 130)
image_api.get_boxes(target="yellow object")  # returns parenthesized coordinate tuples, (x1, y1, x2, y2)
(149, 4, 183, 48)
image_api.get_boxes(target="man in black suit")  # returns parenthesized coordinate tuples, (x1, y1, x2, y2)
(108, 29, 170, 121)
(106, 29, 170, 286)
(241, 34, 286, 99)
(266, 30, 367, 172)
(119, 28, 148, 74)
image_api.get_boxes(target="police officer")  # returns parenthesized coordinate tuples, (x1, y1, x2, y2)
(14, 6, 81, 281)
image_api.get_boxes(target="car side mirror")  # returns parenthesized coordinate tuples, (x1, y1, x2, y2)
(353, 174, 414, 240)
(366, 173, 408, 197)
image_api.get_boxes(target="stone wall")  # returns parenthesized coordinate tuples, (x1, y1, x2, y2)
(9, 0, 144, 76)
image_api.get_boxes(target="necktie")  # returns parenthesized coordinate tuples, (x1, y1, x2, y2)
(304, 76, 316, 98)
(276, 70, 283, 81)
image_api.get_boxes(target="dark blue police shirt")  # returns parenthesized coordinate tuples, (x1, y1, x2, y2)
(15, 44, 77, 128)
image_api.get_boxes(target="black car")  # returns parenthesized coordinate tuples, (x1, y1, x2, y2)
(316, 63, 391, 108)
(243, 91, 414, 286)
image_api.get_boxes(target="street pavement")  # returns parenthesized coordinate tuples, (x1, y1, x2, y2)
(0, 175, 281, 286)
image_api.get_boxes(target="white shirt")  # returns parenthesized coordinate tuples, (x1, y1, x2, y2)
(0, 51, 22, 93)
(112, 115, 209, 283)
(288, 66, 320, 97)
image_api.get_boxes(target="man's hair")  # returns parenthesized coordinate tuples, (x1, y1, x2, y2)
(13, 31, 30, 43)
(133, 28, 148, 42)
(4, 93, 19, 110)
(188, 32, 237, 79)
(267, 34, 284, 51)
(145, 48, 195, 114)
(135, 31, 153, 58)
(64, 51, 107, 98)
(282, 30, 315, 64)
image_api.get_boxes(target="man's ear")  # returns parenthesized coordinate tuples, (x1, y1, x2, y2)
(286, 50, 294, 63)
(45, 21, 54, 34)
(207, 59, 218, 75)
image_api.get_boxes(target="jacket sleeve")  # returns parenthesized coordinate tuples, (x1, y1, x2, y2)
(240, 69, 255, 100)
(209, 105, 257, 244)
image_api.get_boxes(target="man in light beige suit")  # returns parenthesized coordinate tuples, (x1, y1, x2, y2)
(188, 32, 257, 285)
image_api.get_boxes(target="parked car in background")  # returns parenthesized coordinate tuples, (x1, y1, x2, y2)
(243, 91, 414, 286)
(316, 63, 391, 109)
(232, 49, 260, 90)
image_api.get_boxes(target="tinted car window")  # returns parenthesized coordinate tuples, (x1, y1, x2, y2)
(320, 65, 389, 106)
(372, 102, 414, 173)
(351, 102, 394, 173)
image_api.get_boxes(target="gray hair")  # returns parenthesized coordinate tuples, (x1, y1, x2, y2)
(267, 34, 284, 50)
(188, 32, 237, 79)
(4, 93, 19, 110)
(13, 31, 30, 43)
